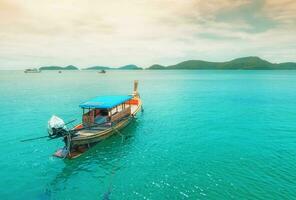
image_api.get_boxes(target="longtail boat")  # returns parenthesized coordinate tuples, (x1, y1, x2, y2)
(47, 80, 142, 159)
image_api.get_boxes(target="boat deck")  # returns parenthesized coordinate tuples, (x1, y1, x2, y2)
(75, 104, 139, 138)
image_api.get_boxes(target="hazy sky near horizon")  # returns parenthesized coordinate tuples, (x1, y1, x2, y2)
(0, 0, 295, 69)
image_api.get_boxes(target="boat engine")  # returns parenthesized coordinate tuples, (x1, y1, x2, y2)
(47, 115, 68, 138)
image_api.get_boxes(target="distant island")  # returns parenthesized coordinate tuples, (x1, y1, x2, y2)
(39, 65, 78, 70)
(84, 64, 142, 70)
(38, 64, 142, 71)
(37, 57, 296, 71)
(147, 57, 296, 70)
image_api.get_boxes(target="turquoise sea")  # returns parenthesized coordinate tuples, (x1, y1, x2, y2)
(0, 70, 296, 199)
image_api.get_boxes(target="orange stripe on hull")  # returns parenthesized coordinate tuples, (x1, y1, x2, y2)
(127, 99, 139, 105)
(74, 124, 83, 130)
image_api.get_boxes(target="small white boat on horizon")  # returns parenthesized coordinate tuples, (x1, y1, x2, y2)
(24, 68, 41, 73)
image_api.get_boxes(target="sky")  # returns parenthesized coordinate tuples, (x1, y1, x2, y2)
(0, 0, 295, 69)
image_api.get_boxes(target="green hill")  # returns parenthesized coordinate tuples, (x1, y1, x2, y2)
(39, 65, 78, 70)
(147, 57, 296, 70)
(84, 66, 110, 70)
(119, 64, 142, 70)
(84, 64, 142, 70)
(148, 64, 166, 70)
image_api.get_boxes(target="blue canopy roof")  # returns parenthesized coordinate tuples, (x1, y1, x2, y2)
(79, 95, 133, 109)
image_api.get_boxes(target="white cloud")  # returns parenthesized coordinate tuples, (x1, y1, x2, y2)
(264, 0, 296, 26)
(0, 0, 295, 69)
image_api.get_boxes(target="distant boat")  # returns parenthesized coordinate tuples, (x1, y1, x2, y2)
(98, 69, 106, 74)
(58, 71, 62, 73)
(47, 80, 142, 159)
(24, 68, 40, 73)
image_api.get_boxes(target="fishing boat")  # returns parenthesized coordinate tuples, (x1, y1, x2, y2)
(48, 80, 142, 159)
(24, 68, 41, 73)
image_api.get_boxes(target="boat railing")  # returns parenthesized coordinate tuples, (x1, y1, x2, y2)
(111, 106, 131, 123)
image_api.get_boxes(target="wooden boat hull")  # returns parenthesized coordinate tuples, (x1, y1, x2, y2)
(56, 97, 142, 158)
(71, 117, 133, 145)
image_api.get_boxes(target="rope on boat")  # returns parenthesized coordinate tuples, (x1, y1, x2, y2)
(67, 135, 71, 157)
(102, 126, 128, 200)
(63, 134, 72, 159)
(113, 127, 125, 143)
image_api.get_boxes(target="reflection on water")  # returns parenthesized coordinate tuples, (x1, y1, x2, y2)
(46, 121, 140, 198)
